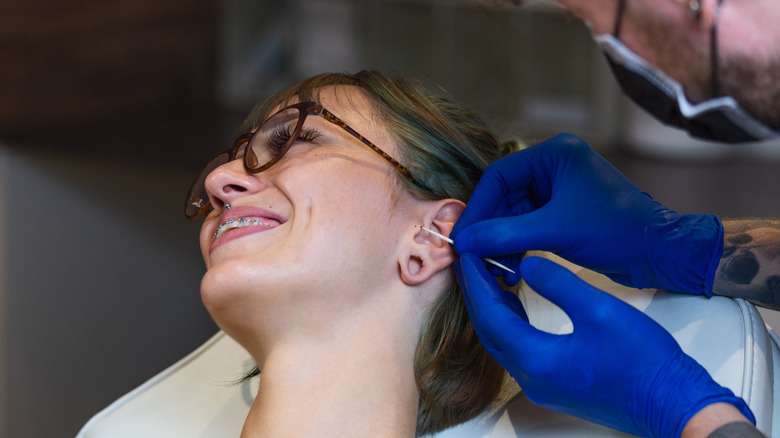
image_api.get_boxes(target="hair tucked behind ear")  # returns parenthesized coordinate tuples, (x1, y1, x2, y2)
(239, 70, 522, 436)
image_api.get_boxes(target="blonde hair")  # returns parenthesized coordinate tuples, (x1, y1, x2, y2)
(240, 70, 522, 435)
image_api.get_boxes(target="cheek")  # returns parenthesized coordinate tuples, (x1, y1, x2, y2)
(294, 180, 402, 277)
(314, 181, 396, 237)
(284, 153, 397, 219)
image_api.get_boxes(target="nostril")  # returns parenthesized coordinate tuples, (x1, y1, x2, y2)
(210, 184, 248, 211)
(222, 184, 248, 195)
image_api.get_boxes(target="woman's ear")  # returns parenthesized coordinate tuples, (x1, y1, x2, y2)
(399, 199, 465, 286)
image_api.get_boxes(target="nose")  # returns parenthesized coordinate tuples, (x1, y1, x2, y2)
(203, 159, 267, 211)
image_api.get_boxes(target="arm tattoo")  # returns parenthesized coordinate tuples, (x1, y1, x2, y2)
(707, 421, 766, 438)
(714, 219, 780, 309)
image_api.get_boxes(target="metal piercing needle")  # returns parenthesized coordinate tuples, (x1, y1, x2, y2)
(420, 226, 516, 274)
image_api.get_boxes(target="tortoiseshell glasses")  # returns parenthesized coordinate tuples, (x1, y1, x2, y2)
(185, 101, 416, 219)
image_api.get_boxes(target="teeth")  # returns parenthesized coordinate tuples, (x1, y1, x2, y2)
(214, 217, 277, 240)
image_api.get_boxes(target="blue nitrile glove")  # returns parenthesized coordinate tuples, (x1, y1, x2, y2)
(455, 254, 755, 438)
(452, 133, 723, 296)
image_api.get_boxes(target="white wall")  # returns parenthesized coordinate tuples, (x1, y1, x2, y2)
(0, 147, 8, 437)
(0, 145, 216, 437)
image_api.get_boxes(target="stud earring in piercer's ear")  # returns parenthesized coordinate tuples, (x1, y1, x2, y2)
(688, 0, 702, 21)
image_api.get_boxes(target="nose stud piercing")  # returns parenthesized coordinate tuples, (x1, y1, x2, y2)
(224, 204, 231, 211)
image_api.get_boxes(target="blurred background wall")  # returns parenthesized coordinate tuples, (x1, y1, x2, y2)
(1, 0, 780, 437)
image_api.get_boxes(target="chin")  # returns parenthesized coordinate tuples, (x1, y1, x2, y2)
(199, 257, 294, 330)
(199, 258, 260, 319)
(200, 266, 234, 321)
(199, 267, 262, 349)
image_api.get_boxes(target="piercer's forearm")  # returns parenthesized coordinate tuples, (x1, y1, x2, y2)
(712, 219, 780, 309)
(682, 403, 762, 438)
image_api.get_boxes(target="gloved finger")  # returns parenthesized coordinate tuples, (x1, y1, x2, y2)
(502, 269, 524, 287)
(501, 252, 525, 286)
(520, 256, 616, 327)
(504, 186, 539, 214)
(453, 142, 552, 237)
(502, 289, 528, 323)
(454, 254, 507, 357)
(456, 253, 553, 355)
(486, 261, 505, 277)
(482, 253, 525, 286)
(454, 209, 566, 258)
(453, 164, 529, 234)
(466, 256, 528, 321)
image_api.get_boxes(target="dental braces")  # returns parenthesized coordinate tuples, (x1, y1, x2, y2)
(214, 218, 275, 240)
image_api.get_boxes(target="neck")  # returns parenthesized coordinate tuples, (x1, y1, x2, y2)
(238, 293, 423, 438)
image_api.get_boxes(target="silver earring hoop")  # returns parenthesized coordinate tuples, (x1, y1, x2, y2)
(688, 0, 702, 21)
(224, 204, 231, 211)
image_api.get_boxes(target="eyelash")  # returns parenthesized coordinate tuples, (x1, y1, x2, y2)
(267, 126, 322, 153)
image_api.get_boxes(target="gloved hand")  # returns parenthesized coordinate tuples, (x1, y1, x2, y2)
(452, 133, 723, 295)
(455, 254, 755, 438)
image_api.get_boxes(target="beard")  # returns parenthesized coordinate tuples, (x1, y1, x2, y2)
(497, 0, 780, 132)
(629, 6, 712, 102)
(628, 3, 780, 132)
(719, 52, 780, 131)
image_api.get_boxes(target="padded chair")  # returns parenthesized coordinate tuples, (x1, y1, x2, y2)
(77, 255, 779, 437)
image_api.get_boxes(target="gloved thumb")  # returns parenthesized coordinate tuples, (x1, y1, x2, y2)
(455, 209, 566, 258)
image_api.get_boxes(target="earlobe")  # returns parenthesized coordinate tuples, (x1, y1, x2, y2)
(399, 199, 465, 286)
(400, 252, 425, 285)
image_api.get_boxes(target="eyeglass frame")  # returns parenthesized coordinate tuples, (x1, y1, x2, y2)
(612, 0, 723, 98)
(185, 101, 416, 219)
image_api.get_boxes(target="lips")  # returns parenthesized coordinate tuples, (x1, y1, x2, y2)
(214, 216, 281, 239)
(210, 206, 285, 250)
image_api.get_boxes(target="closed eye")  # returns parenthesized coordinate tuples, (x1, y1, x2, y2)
(267, 126, 323, 154)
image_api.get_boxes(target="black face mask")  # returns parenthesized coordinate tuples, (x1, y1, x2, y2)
(599, 0, 780, 143)
(598, 34, 779, 143)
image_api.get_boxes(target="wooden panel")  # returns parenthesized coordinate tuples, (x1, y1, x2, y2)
(0, 0, 217, 133)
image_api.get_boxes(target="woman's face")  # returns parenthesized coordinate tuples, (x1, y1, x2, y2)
(199, 86, 420, 340)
